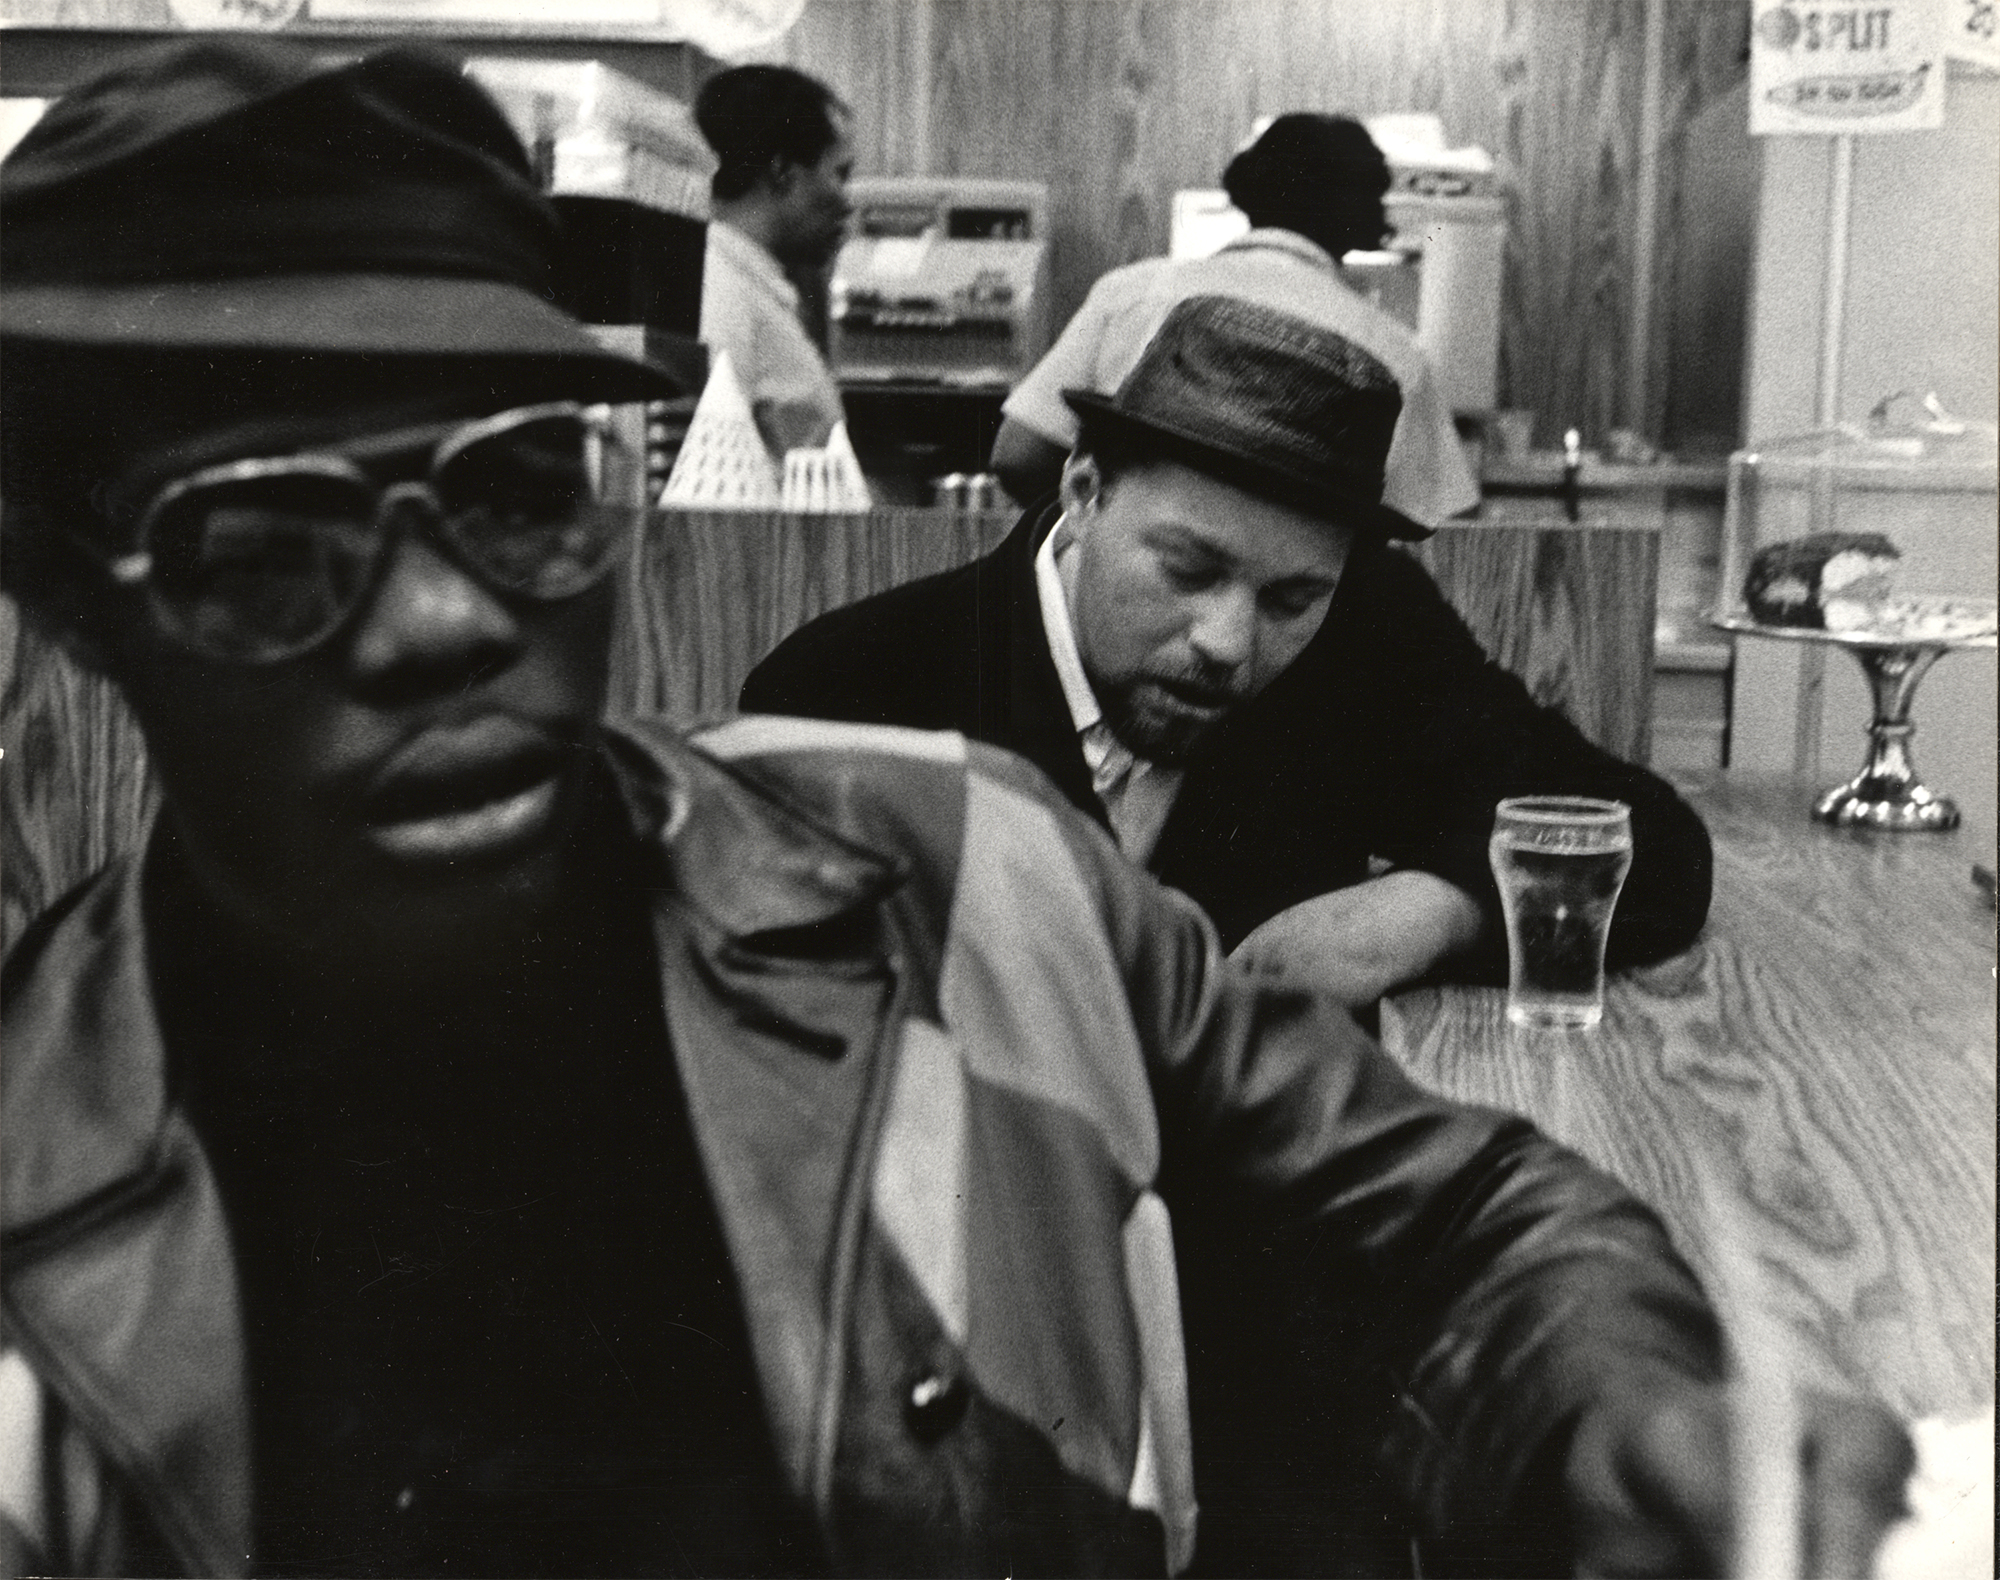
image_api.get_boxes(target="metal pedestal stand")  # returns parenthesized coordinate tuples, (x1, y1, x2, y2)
(1717, 605, 1997, 832)
(1813, 642, 1958, 829)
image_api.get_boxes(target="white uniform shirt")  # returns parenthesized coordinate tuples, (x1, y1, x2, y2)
(699, 220, 847, 458)
(1034, 518, 1183, 864)
(1003, 229, 1479, 531)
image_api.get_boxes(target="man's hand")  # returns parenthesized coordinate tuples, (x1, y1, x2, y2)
(1564, 1383, 1913, 1578)
(1228, 871, 1484, 1006)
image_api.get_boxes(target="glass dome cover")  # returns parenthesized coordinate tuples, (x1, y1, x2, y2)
(1740, 391, 1996, 481)
(1717, 392, 1998, 642)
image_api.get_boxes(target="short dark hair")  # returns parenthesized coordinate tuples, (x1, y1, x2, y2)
(1071, 416, 1173, 494)
(695, 65, 849, 203)
(1222, 113, 1391, 256)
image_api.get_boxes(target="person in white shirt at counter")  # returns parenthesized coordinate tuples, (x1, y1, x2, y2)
(991, 112, 1477, 526)
(694, 64, 854, 461)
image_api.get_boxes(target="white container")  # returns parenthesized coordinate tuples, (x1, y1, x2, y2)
(464, 59, 714, 221)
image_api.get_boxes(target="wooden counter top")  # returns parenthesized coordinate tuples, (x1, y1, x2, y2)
(1383, 774, 1996, 1420)
(1480, 452, 1729, 492)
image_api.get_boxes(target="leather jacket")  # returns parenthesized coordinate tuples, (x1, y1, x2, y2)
(1, 715, 1719, 1576)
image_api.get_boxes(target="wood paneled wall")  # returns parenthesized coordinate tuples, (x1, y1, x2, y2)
(1, 511, 1655, 947)
(0, 594, 157, 951)
(754, 0, 1753, 451)
(2, 1, 1754, 448)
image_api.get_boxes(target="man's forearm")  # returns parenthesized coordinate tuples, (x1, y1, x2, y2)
(1229, 871, 1486, 1005)
(989, 419, 1069, 507)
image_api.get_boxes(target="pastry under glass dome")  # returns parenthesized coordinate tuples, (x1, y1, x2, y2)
(1713, 394, 1997, 831)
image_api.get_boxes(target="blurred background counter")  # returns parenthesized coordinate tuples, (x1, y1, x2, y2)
(0, 0, 1990, 842)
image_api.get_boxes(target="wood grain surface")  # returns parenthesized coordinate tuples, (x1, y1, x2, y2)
(1382, 775, 1998, 1419)
(0, 510, 1655, 947)
(610, 506, 1017, 723)
(1401, 520, 1658, 765)
(0, 595, 157, 952)
(763, 0, 1754, 452)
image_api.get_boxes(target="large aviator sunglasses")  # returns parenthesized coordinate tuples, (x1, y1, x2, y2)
(101, 402, 640, 665)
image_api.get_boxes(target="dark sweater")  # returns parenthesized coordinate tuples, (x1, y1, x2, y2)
(148, 811, 819, 1578)
(743, 504, 1712, 976)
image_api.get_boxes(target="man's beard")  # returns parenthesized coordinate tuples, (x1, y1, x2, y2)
(1095, 660, 1248, 766)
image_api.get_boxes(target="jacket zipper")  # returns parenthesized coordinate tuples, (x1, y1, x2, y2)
(802, 911, 914, 1549)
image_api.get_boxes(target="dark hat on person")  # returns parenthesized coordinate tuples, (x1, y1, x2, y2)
(1064, 294, 1423, 540)
(0, 36, 681, 400)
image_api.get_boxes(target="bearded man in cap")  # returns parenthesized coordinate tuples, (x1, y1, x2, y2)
(744, 296, 1714, 1009)
(1, 37, 1910, 1580)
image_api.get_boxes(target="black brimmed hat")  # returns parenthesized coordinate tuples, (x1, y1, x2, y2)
(1064, 294, 1424, 540)
(0, 37, 681, 401)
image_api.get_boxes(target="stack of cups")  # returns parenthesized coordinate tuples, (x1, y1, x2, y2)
(932, 472, 1003, 511)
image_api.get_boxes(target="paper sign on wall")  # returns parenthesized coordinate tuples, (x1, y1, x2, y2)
(1750, 0, 1946, 133)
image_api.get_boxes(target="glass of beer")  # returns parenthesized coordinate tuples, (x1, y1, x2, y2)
(1489, 797, 1634, 1029)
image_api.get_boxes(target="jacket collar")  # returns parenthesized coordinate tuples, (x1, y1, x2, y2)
(598, 717, 914, 1505)
(2, 853, 170, 1243)
(603, 716, 905, 941)
(1, 721, 904, 1239)
(1, 720, 912, 1567)
(2, 850, 253, 1576)
(978, 503, 1108, 823)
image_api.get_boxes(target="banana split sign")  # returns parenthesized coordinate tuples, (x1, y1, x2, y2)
(1750, 0, 1946, 132)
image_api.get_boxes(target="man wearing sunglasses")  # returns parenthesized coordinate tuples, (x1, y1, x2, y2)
(0, 36, 1911, 1580)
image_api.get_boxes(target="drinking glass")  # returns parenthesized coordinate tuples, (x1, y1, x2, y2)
(1488, 797, 1633, 1029)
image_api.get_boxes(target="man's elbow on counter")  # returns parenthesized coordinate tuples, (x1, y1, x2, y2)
(1612, 797, 1715, 969)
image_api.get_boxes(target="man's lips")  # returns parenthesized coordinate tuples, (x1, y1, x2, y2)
(358, 717, 573, 863)
(1146, 675, 1240, 713)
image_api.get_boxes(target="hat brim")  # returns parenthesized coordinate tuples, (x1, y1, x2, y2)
(1, 273, 687, 401)
(1063, 388, 1429, 541)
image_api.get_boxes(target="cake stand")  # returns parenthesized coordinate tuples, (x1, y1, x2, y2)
(1713, 599, 1998, 831)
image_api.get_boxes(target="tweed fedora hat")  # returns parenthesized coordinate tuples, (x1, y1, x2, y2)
(1064, 294, 1424, 540)
(0, 37, 680, 400)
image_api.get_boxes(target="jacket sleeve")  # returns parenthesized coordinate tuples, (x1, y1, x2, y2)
(1322, 546, 1714, 979)
(994, 745, 1724, 1560)
(739, 561, 994, 737)
(742, 585, 955, 730)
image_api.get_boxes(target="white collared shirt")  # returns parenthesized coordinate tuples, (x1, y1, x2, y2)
(698, 220, 847, 458)
(1034, 519, 1184, 864)
(1001, 227, 1478, 530)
